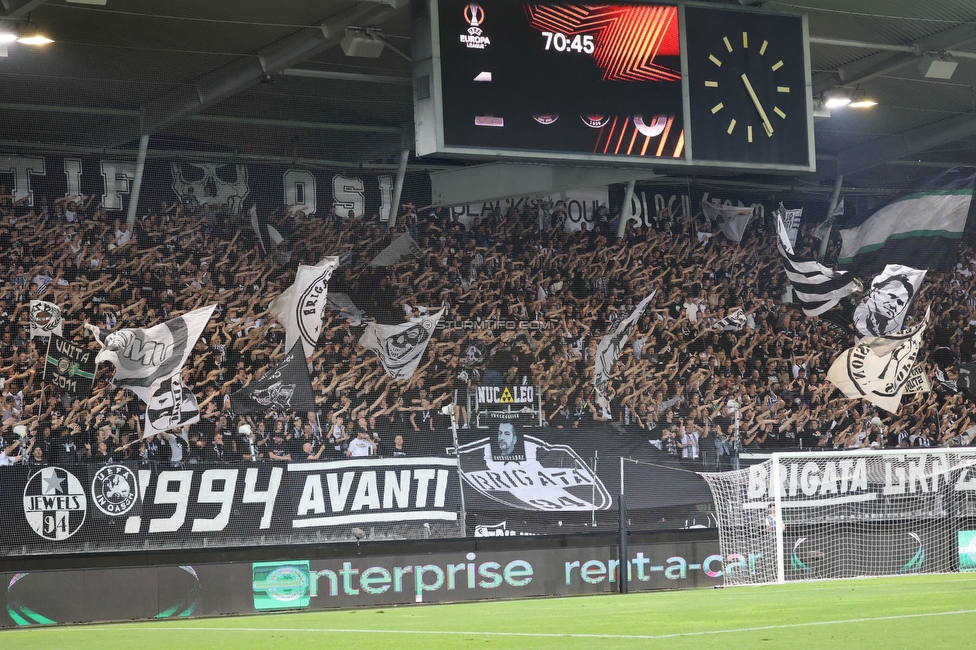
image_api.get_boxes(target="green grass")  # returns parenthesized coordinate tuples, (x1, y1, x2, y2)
(5, 573, 976, 649)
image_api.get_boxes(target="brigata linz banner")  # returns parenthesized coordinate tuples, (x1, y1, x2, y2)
(2, 457, 462, 555)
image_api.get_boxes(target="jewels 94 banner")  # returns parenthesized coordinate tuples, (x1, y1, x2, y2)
(2, 458, 462, 554)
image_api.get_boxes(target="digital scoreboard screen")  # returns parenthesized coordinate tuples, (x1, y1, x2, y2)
(414, 1, 815, 172)
(438, 1, 685, 159)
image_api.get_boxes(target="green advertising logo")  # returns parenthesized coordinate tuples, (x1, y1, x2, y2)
(252, 561, 311, 610)
(958, 531, 976, 572)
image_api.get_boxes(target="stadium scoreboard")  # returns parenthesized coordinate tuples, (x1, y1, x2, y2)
(413, 1, 815, 172)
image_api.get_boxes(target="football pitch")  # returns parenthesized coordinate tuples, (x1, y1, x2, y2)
(4, 573, 976, 649)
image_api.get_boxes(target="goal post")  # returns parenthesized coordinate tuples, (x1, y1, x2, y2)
(702, 448, 976, 586)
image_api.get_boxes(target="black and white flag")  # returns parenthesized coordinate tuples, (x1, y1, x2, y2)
(775, 213, 860, 317)
(327, 292, 365, 326)
(827, 307, 930, 414)
(86, 304, 216, 437)
(903, 364, 931, 395)
(593, 291, 655, 395)
(853, 264, 926, 341)
(270, 256, 340, 361)
(701, 201, 753, 243)
(29, 300, 63, 338)
(713, 308, 747, 332)
(359, 308, 445, 380)
(144, 375, 201, 438)
(812, 198, 844, 242)
(774, 203, 803, 249)
(368, 233, 425, 266)
(229, 342, 316, 416)
(935, 365, 958, 393)
(248, 204, 266, 254)
(958, 364, 976, 403)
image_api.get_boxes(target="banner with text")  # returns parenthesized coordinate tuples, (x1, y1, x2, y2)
(1, 458, 462, 555)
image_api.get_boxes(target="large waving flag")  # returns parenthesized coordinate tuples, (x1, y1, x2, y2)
(594, 291, 655, 395)
(852, 264, 926, 341)
(269, 257, 340, 360)
(827, 307, 930, 414)
(87, 304, 216, 436)
(774, 203, 803, 249)
(368, 233, 425, 266)
(359, 308, 445, 380)
(839, 167, 975, 274)
(775, 214, 860, 317)
(713, 308, 747, 332)
(701, 201, 753, 243)
(229, 342, 316, 416)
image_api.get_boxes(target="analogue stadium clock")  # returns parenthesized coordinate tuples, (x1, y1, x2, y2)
(684, 6, 812, 168)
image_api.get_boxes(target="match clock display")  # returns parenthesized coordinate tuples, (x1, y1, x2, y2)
(415, 1, 814, 171)
(684, 5, 811, 167)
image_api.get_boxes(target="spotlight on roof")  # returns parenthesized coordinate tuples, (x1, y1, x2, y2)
(17, 33, 54, 45)
(920, 52, 957, 80)
(823, 89, 851, 109)
(341, 27, 385, 58)
(0, 32, 17, 44)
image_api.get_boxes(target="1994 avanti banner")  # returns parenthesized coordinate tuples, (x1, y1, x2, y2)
(4, 457, 463, 554)
(0, 428, 715, 554)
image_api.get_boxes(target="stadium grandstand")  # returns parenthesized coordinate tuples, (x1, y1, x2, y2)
(3, 0, 976, 635)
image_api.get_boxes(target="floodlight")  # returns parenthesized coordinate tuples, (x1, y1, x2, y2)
(823, 90, 850, 109)
(17, 34, 54, 45)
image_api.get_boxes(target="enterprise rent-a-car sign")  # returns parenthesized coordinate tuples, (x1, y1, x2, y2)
(247, 544, 761, 610)
(4, 541, 756, 626)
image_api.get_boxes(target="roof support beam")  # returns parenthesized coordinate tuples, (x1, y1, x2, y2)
(0, 0, 46, 19)
(0, 101, 401, 134)
(113, 1, 405, 146)
(834, 113, 976, 177)
(812, 22, 976, 96)
(282, 68, 411, 85)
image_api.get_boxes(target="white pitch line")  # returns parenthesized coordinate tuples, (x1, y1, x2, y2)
(12, 608, 976, 641)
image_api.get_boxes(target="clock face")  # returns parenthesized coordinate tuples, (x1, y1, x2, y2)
(685, 6, 810, 167)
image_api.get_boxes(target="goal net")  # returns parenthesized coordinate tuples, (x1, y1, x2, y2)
(702, 449, 976, 586)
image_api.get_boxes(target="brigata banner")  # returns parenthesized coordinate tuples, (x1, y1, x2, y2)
(0, 457, 462, 555)
(457, 425, 713, 518)
(741, 451, 976, 511)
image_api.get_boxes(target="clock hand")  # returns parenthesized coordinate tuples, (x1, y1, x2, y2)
(741, 73, 774, 137)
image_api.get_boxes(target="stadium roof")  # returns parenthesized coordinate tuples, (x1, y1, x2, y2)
(2, 0, 976, 196)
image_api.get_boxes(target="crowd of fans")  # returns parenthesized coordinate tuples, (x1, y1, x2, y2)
(0, 181, 974, 471)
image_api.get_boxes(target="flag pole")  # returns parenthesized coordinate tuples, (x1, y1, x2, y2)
(818, 175, 844, 262)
